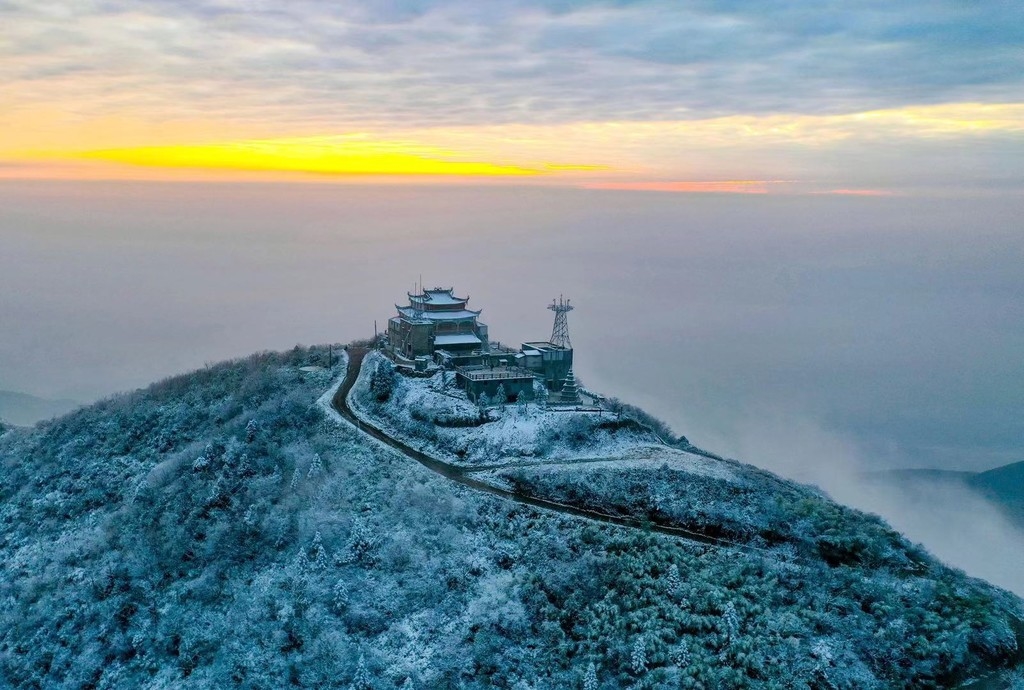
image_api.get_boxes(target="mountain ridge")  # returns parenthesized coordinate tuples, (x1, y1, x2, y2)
(0, 389, 80, 427)
(866, 462, 1024, 528)
(1, 344, 1022, 688)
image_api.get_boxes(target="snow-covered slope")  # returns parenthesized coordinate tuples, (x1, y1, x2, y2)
(1, 346, 1023, 689)
(350, 352, 662, 467)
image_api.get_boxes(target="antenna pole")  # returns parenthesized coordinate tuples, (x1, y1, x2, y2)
(548, 295, 574, 349)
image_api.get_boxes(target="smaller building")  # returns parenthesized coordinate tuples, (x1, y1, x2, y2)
(455, 365, 535, 403)
(518, 341, 573, 392)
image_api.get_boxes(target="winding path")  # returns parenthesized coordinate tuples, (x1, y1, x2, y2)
(331, 348, 785, 557)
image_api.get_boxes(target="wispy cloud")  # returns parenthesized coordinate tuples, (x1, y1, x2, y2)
(816, 189, 898, 197)
(583, 180, 779, 194)
(4, 1, 1023, 126)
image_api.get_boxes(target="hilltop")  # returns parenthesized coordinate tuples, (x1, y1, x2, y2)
(1, 345, 1023, 689)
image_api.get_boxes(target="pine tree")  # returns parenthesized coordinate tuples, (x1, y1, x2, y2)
(477, 393, 491, 419)
(631, 636, 648, 676)
(333, 579, 350, 612)
(670, 642, 690, 669)
(311, 530, 328, 570)
(307, 453, 323, 479)
(345, 522, 376, 565)
(517, 389, 530, 415)
(495, 384, 508, 404)
(721, 601, 740, 643)
(350, 655, 372, 690)
(666, 563, 681, 592)
(245, 419, 259, 442)
(582, 661, 598, 690)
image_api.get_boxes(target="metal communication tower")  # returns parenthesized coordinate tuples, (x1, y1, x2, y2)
(548, 295, 574, 349)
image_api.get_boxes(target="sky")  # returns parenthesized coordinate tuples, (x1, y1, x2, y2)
(2, 0, 1023, 194)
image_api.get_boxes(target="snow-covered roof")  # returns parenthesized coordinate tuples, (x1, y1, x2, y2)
(408, 288, 468, 305)
(434, 334, 482, 346)
(521, 341, 566, 352)
(397, 306, 481, 321)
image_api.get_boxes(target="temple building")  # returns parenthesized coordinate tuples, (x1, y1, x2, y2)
(384, 286, 582, 405)
(387, 287, 489, 360)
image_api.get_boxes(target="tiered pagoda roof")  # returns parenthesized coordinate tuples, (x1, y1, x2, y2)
(397, 287, 481, 322)
(408, 288, 469, 309)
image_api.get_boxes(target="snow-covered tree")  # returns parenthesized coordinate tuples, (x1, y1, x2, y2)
(311, 530, 328, 570)
(666, 563, 681, 592)
(333, 579, 350, 612)
(307, 453, 323, 479)
(344, 522, 377, 565)
(350, 655, 372, 690)
(294, 548, 310, 577)
(245, 418, 259, 442)
(495, 384, 508, 404)
(670, 642, 690, 669)
(721, 601, 740, 643)
(582, 661, 598, 690)
(631, 636, 647, 676)
(370, 361, 396, 402)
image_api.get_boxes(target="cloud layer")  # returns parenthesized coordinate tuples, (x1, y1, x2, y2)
(2, 1, 1022, 189)
(4, 0, 1023, 127)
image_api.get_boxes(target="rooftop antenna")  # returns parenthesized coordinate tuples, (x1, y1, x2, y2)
(548, 295, 574, 349)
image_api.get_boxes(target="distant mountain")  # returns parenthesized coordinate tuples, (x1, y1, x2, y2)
(1, 346, 1022, 688)
(867, 461, 1024, 526)
(0, 389, 79, 427)
(972, 461, 1024, 514)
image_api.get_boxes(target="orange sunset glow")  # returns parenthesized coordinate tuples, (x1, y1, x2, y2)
(0, 101, 1018, 193)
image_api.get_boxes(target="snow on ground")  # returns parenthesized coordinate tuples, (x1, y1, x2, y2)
(471, 445, 740, 491)
(315, 351, 348, 422)
(350, 352, 665, 468)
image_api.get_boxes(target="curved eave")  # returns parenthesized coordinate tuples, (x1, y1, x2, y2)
(396, 306, 482, 320)
(407, 291, 470, 304)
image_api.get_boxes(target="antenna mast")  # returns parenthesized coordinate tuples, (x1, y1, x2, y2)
(548, 295, 574, 348)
